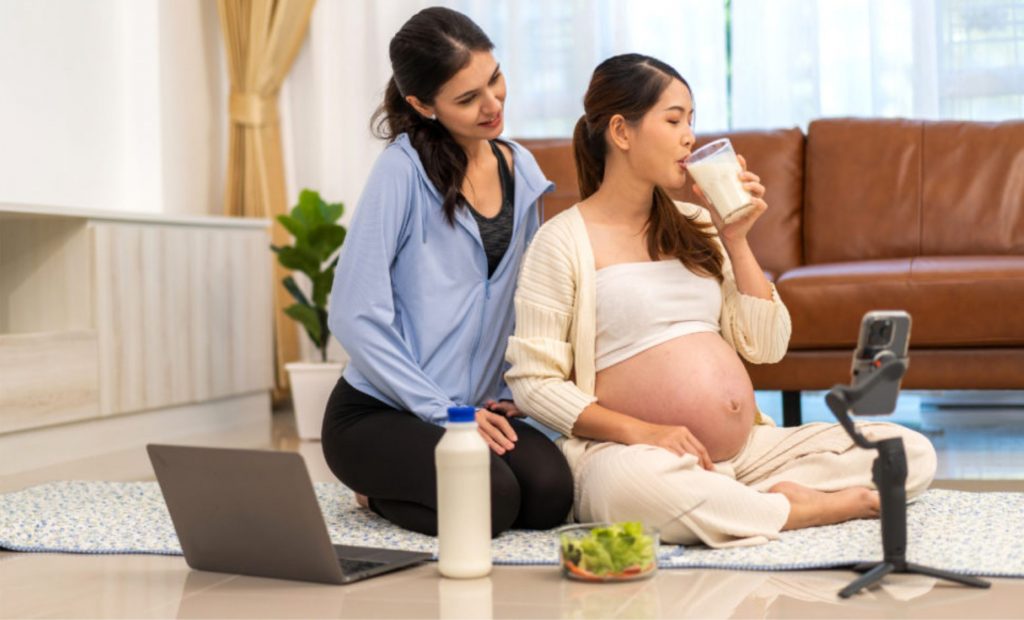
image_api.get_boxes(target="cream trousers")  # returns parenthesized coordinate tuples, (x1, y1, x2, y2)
(568, 421, 937, 548)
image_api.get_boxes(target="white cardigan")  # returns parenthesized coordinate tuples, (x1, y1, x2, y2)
(505, 202, 791, 439)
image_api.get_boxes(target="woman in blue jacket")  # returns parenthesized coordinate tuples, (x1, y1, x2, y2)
(322, 7, 573, 536)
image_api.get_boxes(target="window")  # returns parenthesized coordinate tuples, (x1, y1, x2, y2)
(456, 0, 1024, 136)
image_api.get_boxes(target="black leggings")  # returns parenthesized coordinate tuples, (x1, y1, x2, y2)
(321, 378, 574, 537)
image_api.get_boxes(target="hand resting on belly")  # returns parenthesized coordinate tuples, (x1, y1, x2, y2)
(595, 331, 758, 462)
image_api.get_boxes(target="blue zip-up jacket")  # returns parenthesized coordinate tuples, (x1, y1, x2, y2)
(328, 134, 554, 424)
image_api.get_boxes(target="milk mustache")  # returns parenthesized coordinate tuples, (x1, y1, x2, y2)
(435, 406, 492, 578)
(685, 138, 753, 223)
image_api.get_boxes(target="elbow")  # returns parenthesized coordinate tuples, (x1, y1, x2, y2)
(327, 304, 356, 351)
(505, 379, 568, 437)
(763, 343, 789, 364)
(505, 375, 531, 411)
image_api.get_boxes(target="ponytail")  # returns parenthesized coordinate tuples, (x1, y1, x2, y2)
(572, 115, 604, 200)
(371, 77, 420, 140)
(371, 75, 472, 226)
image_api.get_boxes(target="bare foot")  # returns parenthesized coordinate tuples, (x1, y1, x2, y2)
(355, 493, 369, 509)
(770, 481, 880, 531)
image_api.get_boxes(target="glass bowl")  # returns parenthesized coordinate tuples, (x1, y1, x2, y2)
(557, 522, 659, 582)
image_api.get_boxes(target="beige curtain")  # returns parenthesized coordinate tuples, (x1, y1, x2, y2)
(217, 0, 316, 397)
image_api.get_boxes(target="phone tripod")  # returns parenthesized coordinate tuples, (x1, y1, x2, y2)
(825, 359, 991, 598)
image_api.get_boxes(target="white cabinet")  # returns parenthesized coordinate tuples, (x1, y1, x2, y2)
(0, 205, 273, 435)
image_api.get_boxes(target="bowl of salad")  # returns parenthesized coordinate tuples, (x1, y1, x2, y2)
(557, 521, 658, 582)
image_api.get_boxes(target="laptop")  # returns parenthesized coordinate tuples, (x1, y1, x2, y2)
(147, 444, 432, 585)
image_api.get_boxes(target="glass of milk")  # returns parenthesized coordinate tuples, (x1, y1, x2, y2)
(685, 138, 754, 224)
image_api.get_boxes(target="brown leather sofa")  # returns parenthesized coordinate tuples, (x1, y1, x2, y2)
(519, 118, 1024, 425)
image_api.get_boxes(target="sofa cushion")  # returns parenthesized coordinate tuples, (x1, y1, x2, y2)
(804, 118, 924, 265)
(777, 255, 1024, 348)
(921, 120, 1024, 256)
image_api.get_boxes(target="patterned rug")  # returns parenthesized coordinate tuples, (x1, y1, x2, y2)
(1, 481, 1021, 577)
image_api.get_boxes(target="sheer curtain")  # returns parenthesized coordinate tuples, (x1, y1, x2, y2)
(463, 0, 730, 137)
(730, 0, 1024, 130)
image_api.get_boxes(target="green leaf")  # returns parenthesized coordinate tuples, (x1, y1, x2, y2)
(276, 214, 306, 243)
(274, 246, 320, 278)
(295, 189, 324, 229)
(313, 199, 342, 223)
(324, 201, 344, 223)
(281, 276, 311, 307)
(284, 303, 323, 348)
(311, 270, 334, 307)
(308, 225, 346, 261)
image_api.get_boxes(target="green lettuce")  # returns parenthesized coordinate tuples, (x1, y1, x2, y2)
(561, 521, 656, 576)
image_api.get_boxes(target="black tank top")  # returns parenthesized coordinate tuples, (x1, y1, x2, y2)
(468, 141, 515, 277)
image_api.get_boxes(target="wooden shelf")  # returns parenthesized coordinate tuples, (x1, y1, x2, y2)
(0, 205, 273, 435)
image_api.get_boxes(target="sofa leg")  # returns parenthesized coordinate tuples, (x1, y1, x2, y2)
(782, 391, 802, 427)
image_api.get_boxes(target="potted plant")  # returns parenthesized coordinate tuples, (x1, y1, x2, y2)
(272, 189, 347, 440)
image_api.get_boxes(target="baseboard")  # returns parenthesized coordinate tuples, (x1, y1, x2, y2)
(0, 392, 271, 477)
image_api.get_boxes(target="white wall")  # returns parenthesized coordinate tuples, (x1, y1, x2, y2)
(0, 0, 226, 216)
(158, 0, 227, 217)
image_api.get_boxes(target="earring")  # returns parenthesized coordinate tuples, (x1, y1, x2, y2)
(429, 114, 437, 121)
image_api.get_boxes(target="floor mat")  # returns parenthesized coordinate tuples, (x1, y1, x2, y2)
(0, 481, 1021, 577)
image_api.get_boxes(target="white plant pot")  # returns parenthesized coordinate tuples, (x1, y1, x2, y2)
(286, 361, 345, 441)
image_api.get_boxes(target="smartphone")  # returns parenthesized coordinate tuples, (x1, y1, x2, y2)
(850, 310, 911, 415)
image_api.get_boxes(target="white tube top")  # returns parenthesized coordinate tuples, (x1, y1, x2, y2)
(595, 259, 722, 371)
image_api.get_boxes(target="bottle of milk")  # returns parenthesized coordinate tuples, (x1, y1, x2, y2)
(435, 406, 492, 578)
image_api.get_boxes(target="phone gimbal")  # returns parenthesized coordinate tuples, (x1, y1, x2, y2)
(825, 355, 991, 598)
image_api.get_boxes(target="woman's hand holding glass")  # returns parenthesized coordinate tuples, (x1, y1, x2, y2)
(695, 154, 768, 247)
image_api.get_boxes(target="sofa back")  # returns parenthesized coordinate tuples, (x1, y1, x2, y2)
(520, 117, 1024, 274)
(518, 127, 805, 277)
(804, 118, 1024, 264)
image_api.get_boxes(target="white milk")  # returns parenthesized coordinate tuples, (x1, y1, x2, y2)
(686, 158, 753, 223)
(435, 409, 492, 578)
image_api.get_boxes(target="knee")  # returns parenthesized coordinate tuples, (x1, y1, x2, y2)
(490, 463, 521, 537)
(580, 446, 698, 522)
(519, 460, 574, 530)
(533, 450, 574, 506)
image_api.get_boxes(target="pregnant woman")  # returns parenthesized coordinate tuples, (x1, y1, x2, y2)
(505, 53, 936, 548)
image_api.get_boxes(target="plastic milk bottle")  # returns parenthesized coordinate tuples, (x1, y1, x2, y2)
(435, 405, 492, 578)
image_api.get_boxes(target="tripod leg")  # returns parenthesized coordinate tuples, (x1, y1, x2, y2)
(839, 562, 895, 598)
(906, 563, 991, 589)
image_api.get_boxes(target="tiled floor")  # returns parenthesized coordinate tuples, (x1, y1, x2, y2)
(2, 391, 1024, 619)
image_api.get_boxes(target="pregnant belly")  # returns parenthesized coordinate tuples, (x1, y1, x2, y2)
(595, 331, 758, 462)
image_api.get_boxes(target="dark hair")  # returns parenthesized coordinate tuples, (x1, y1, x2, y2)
(573, 54, 723, 280)
(371, 7, 494, 225)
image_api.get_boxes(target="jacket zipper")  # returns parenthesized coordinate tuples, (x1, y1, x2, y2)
(466, 279, 490, 400)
